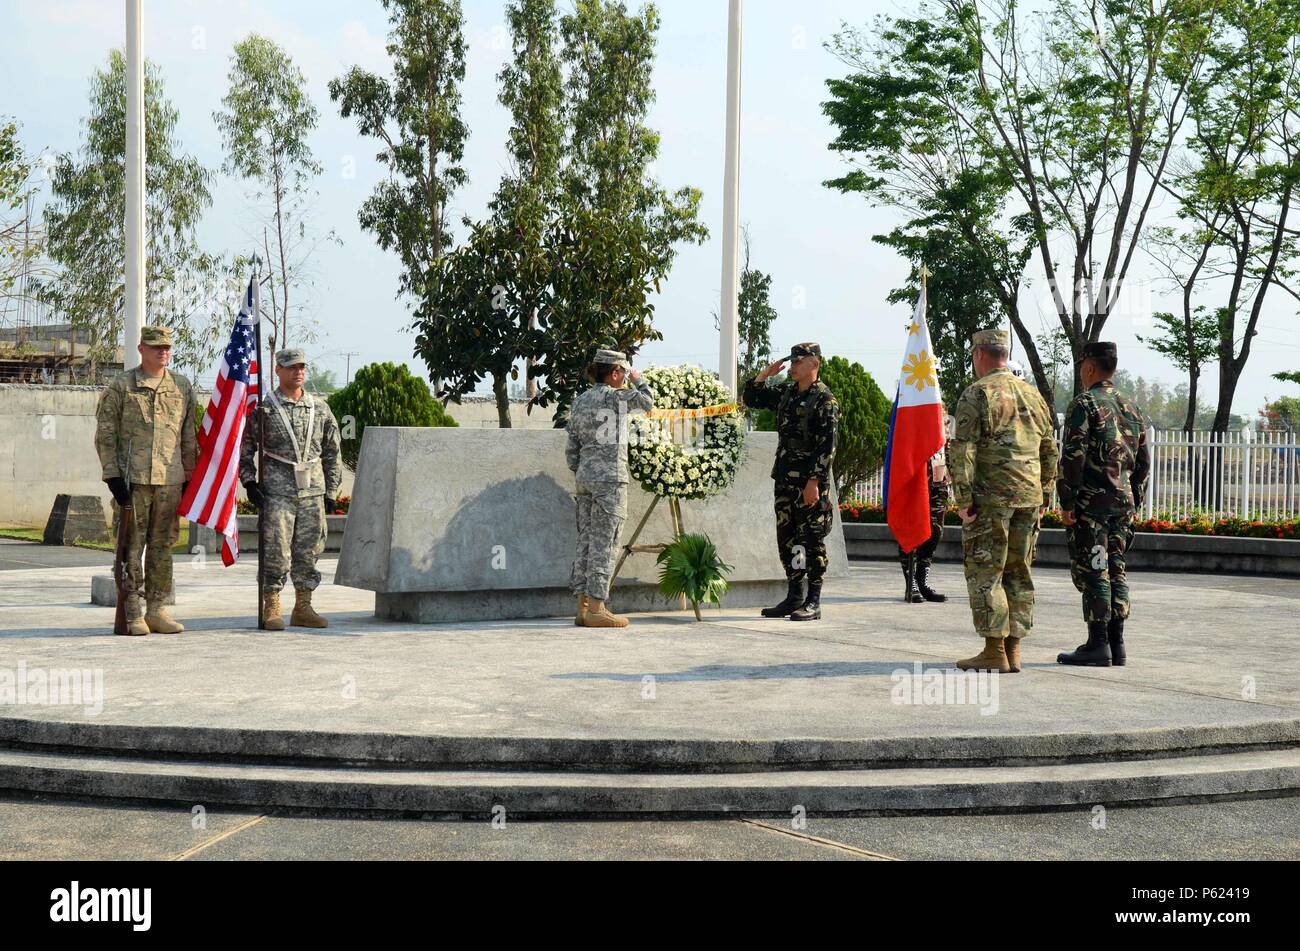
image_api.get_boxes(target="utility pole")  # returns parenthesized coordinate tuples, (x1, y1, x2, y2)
(343, 351, 359, 385)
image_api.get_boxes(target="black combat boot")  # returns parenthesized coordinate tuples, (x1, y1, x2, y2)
(761, 577, 806, 618)
(901, 556, 923, 603)
(1057, 621, 1112, 667)
(1108, 617, 1126, 667)
(790, 580, 822, 621)
(915, 560, 947, 603)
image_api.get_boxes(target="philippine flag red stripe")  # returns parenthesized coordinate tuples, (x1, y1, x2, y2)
(178, 278, 260, 566)
(885, 282, 946, 553)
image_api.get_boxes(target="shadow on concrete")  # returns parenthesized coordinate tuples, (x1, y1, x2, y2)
(552, 660, 960, 682)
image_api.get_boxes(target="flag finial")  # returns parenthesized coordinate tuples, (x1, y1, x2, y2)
(919, 264, 931, 287)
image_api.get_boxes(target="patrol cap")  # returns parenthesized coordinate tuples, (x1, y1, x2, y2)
(972, 329, 1009, 348)
(592, 348, 630, 369)
(140, 326, 173, 347)
(275, 347, 307, 367)
(788, 342, 822, 362)
(1082, 341, 1117, 361)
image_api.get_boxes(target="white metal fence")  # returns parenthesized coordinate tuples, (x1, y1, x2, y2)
(847, 428, 1300, 521)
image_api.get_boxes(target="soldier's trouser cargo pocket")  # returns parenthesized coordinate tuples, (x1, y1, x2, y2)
(961, 505, 1039, 639)
(117, 483, 183, 616)
(1067, 513, 1134, 623)
(261, 495, 327, 592)
(571, 482, 627, 602)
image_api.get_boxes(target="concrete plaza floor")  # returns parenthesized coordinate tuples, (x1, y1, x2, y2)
(1, 543, 1297, 859)
(0, 552, 1296, 742)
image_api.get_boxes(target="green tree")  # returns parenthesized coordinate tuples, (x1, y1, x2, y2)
(215, 34, 332, 350)
(1, 120, 40, 297)
(327, 361, 457, 471)
(1162, 0, 1300, 434)
(1137, 306, 1219, 432)
(1260, 396, 1300, 432)
(1275, 371, 1300, 386)
(42, 50, 218, 373)
(530, 0, 707, 424)
(330, 0, 468, 395)
(729, 228, 778, 384)
(307, 367, 338, 393)
(819, 355, 892, 499)
(825, 1, 1218, 399)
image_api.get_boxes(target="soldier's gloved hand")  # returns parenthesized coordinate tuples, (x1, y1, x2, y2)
(105, 477, 131, 507)
(324, 497, 339, 515)
(243, 482, 265, 511)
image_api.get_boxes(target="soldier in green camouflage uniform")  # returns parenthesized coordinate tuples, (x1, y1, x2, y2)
(566, 348, 656, 628)
(1057, 341, 1151, 667)
(240, 348, 342, 630)
(95, 325, 197, 636)
(742, 342, 840, 622)
(949, 329, 1057, 673)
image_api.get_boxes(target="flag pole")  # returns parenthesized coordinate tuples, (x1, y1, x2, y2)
(253, 259, 266, 630)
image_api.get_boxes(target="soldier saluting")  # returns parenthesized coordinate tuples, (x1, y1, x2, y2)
(239, 348, 342, 630)
(1056, 342, 1150, 667)
(742, 343, 840, 622)
(566, 349, 656, 628)
(95, 325, 197, 635)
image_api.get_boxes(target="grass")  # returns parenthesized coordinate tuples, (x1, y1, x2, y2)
(0, 521, 193, 554)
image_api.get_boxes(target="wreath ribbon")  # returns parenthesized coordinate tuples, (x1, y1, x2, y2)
(645, 402, 741, 421)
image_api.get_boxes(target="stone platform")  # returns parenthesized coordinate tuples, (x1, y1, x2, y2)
(0, 553, 1298, 816)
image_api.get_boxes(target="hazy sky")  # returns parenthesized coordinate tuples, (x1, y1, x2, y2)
(2, 0, 1297, 418)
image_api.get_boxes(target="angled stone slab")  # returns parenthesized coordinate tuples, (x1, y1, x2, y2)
(335, 428, 848, 622)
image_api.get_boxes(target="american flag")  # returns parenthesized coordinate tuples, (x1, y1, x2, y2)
(179, 278, 260, 566)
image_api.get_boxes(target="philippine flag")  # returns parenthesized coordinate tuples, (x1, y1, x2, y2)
(882, 280, 946, 553)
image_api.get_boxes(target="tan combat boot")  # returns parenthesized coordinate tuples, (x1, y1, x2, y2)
(1005, 636, 1022, 673)
(956, 637, 1011, 673)
(144, 603, 184, 634)
(119, 598, 149, 636)
(582, 600, 629, 629)
(574, 593, 588, 627)
(291, 588, 329, 628)
(262, 590, 285, 631)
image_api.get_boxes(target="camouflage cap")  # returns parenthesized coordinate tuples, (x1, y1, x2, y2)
(140, 326, 173, 347)
(789, 342, 822, 361)
(1083, 341, 1117, 361)
(592, 348, 630, 369)
(275, 347, 307, 367)
(972, 329, 1009, 348)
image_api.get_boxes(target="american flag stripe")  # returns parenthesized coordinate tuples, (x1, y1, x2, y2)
(179, 277, 260, 567)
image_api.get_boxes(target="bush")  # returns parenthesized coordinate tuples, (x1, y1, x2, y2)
(818, 356, 891, 498)
(327, 362, 457, 471)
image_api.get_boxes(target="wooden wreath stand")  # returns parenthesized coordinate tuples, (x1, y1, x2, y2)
(609, 493, 689, 612)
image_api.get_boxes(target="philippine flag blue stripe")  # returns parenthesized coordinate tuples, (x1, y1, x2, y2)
(882, 390, 900, 510)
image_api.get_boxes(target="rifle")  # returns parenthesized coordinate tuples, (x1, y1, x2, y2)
(112, 440, 133, 635)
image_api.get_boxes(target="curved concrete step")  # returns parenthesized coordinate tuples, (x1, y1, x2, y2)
(1, 747, 1297, 815)
(3, 715, 1299, 771)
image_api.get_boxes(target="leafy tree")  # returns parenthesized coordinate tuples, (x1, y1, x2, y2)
(824, 1, 1217, 399)
(1260, 396, 1300, 432)
(1275, 371, 1300, 387)
(42, 51, 219, 373)
(215, 34, 333, 349)
(1, 120, 40, 298)
(330, 0, 468, 396)
(307, 367, 338, 393)
(326, 361, 457, 471)
(818, 355, 892, 499)
(1137, 306, 1219, 432)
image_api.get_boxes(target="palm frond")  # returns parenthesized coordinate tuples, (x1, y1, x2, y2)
(656, 532, 734, 618)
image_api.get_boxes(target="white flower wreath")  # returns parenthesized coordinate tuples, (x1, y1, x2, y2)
(628, 365, 745, 501)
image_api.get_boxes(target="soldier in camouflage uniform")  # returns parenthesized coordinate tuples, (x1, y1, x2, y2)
(899, 456, 951, 603)
(239, 348, 342, 630)
(566, 349, 656, 628)
(1057, 342, 1151, 667)
(742, 342, 840, 622)
(949, 329, 1057, 673)
(95, 325, 197, 635)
